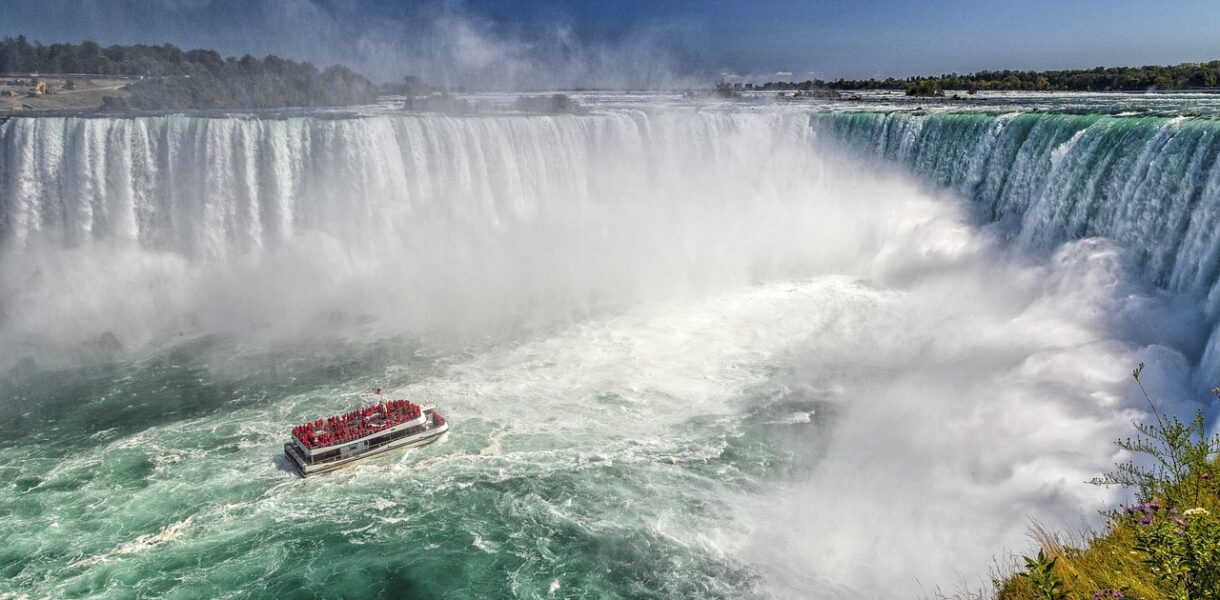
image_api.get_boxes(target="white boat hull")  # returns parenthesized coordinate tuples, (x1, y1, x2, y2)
(285, 421, 448, 477)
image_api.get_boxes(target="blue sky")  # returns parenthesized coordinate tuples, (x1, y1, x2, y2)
(3, 0, 1220, 87)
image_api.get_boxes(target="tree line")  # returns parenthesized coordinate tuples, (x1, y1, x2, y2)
(0, 36, 380, 110)
(746, 60, 1220, 94)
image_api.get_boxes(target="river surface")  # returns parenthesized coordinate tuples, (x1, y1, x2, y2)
(0, 92, 1216, 598)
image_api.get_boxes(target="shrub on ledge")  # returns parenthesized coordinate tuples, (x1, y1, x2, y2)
(996, 364, 1220, 600)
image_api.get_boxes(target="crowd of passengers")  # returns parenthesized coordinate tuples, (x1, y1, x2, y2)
(293, 400, 422, 449)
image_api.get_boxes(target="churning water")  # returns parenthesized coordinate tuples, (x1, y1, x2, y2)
(0, 94, 1215, 598)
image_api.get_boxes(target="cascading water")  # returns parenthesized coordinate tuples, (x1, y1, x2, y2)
(1, 111, 853, 364)
(0, 101, 1205, 598)
(811, 110, 1220, 383)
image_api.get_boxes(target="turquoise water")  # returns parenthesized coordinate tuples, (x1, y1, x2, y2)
(1, 287, 837, 599)
(809, 111, 1220, 287)
(1, 95, 1215, 597)
(808, 108, 1220, 383)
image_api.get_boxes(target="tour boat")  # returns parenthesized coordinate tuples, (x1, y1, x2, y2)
(284, 397, 448, 477)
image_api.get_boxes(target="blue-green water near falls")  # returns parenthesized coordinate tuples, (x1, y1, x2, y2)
(1, 94, 1217, 598)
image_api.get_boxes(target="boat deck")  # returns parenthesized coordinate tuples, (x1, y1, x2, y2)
(285, 399, 448, 477)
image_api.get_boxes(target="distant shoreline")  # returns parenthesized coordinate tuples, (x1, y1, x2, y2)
(0, 73, 134, 114)
(0, 37, 381, 114)
(737, 60, 1220, 95)
(5, 86, 1220, 120)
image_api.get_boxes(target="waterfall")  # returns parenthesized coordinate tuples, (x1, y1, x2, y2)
(1, 106, 1211, 599)
(812, 110, 1220, 383)
(0, 110, 859, 364)
(0, 113, 639, 256)
(0, 111, 830, 255)
(5, 109, 1218, 379)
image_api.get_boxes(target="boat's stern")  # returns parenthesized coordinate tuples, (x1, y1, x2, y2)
(284, 442, 311, 477)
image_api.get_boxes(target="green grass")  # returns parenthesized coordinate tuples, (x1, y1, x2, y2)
(993, 459, 1220, 599)
(994, 367, 1220, 600)
(995, 520, 1170, 599)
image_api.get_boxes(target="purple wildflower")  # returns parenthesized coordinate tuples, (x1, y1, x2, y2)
(1140, 515, 1154, 526)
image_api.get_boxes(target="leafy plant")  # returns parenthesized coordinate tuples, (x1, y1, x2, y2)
(1092, 364, 1219, 507)
(997, 366, 1220, 600)
(1125, 502, 1220, 599)
(1018, 549, 1067, 600)
(1090, 364, 1220, 599)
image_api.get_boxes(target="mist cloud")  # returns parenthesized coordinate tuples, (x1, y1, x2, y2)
(0, 0, 705, 89)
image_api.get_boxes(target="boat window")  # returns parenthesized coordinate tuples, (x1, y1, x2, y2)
(311, 449, 340, 463)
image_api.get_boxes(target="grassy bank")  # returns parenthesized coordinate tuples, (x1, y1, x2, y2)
(995, 367, 1220, 600)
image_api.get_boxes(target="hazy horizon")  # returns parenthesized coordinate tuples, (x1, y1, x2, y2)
(3, 0, 1220, 88)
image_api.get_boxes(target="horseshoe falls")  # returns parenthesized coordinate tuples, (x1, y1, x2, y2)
(810, 110, 1220, 383)
(0, 98, 1213, 599)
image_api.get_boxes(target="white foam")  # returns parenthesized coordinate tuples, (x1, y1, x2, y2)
(0, 103, 1205, 597)
(111, 516, 194, 556)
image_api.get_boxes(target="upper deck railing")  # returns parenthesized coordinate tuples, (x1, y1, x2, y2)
(285, 413, 446, 468)
(292, 399, 423, 451)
